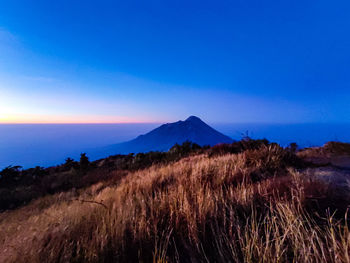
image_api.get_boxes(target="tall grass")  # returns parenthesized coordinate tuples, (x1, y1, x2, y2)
(0, 145, 349, 262)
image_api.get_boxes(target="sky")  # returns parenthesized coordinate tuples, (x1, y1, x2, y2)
(0, 0, 350, 124)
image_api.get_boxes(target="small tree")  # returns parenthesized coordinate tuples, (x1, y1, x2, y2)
(79, 153, 90, 173)
(65, 157, 74, 165)
(63, 157, 77, 171)
(288, 142, 298, 153)
(0, 165, 22, 185)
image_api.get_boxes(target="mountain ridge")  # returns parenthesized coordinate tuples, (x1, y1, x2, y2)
(91, 116, 233, 159)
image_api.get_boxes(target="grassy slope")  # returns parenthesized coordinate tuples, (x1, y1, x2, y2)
(0, 145, 349, 262)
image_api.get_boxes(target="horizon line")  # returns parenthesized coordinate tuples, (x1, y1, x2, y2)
(1, 121, 349, 125)
(0, 121, 162, 124)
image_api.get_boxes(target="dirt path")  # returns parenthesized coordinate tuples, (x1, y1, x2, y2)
(303, 165, 350, 200)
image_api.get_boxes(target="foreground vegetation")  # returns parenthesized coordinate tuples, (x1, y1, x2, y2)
(0, 141, 350, 262)
(0, 139, 271, 211)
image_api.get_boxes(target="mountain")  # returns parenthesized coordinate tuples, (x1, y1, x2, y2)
(91, 116, 233, 158)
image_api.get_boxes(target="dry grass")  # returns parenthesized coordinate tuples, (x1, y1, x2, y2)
(298, 142, 350, 168)
(0, 145, 349, 262)
(299, 141, 350, 159)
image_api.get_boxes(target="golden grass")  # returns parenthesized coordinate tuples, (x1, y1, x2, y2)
(0, 145, 349, 262)
(299, 141, 350, 159)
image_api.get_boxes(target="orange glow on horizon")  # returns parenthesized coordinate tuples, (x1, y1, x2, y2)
(0, 114, 159, 124)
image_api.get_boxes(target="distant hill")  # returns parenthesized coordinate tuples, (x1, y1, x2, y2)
(91, 116, 233, 158)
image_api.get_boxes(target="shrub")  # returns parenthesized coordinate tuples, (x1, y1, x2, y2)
(208, 138, 270, 156)
(324, 141, 350, 155)
(79, 153, 90, 173)
(0, 165, 22, 186)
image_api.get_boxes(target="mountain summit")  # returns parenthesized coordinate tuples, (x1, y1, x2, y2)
(185, 115, 203, 122)
(93, 116, 233, 158)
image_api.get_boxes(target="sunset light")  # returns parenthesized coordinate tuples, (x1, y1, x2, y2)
(1, 1, 350, 262)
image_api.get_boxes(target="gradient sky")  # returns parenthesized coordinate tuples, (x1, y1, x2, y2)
(0, 0, 349, 123)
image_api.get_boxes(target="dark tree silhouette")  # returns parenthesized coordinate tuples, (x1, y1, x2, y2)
(288, 142, 298, 153)
(79, 153, 90, 173)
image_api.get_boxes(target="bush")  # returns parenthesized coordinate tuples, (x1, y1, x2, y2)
(208, 138, 270, 156)
(0, 165, 22, 186)
(324, 141, 350, 155)
(79, 153, 90, 173)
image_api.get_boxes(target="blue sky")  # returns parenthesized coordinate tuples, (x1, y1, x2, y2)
(0, 0, 349, 123)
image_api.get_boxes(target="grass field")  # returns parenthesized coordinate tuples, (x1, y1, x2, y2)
(1, 144, 349, 262)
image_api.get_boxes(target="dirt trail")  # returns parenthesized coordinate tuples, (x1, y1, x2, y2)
(303, 156, 350, 200)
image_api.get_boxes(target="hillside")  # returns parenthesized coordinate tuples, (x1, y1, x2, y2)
(1, 141, 350, 262)
(91, 116, 233, 159)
